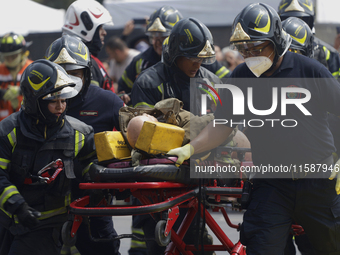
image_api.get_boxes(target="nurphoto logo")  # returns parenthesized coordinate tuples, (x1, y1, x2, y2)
(199, 80, 311, 128)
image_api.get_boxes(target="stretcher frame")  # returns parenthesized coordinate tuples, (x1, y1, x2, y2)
(67, 181, 246, 255)
(63, 146, 304, 254)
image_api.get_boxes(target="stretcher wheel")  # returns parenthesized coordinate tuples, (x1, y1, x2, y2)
(155, 220, 171, 246)
(62, 220, 77, 247)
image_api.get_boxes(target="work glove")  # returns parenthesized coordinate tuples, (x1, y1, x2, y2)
(131, 149, 143, 167)
(3, 85, 20, 108)
(329, 158, 340, 195)
(167, 144, 194, 166)
(15, 202, 41, 229)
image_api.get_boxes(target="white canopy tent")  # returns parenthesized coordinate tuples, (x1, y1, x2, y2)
(0, 0, 338, 37)
(0, 0, 65, 36)
(104, 0, 340, 28)
(103, 0, 340, 48)
(316, 0, 340, 24)
(103, 0, 282, 28)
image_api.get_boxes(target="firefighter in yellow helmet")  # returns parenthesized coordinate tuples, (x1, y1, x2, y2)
(117, 5, 230, 105)
(168, 3, 340, 254)
(0, 32, 33, 121)
(0, 59, 96, 254)
(278, 0, 340, 80)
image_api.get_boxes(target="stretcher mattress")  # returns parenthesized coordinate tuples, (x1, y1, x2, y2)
(89, 158, 194, 184)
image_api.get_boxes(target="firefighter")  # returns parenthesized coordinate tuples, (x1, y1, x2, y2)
(168, 3, 340, 254)
(118, 5, 230, 105)
(63, 0, 115, 93)
(282, 16, 319, 255)
(278, 0, 340, 80)
(282, 17, 314, 58)
(0, 59, 96, 255)
(0, 32, 33, 121)
(131, 17, 219, 115)
(117, 5, 183, 105)
(45, 34, 123, 255)
(131, 17, 220, 255)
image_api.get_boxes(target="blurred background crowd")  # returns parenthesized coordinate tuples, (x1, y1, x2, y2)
(2, 0, 339, 70)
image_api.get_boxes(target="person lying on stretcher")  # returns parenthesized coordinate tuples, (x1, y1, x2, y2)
(126, 112, 252, 172)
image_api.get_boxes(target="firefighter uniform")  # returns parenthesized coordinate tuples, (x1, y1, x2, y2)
(67, 84, 123, 133)
(118, 46, 230, 100)
(0, 60, 32, 121)
(45, 34, 123, 255)
(313, 37, 340, 80)
(0, 59, 96, 255)
(0, 32, 33, 121)
(66, 85, 123, 255)
(131, 62, 219, 115)
(0, 112, 95, 254)
(216, 51, 340, 255)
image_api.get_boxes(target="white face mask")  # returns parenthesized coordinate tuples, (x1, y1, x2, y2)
(244, 50, 274, 77)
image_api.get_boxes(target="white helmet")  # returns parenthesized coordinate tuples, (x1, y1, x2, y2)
(63, 0, 113, 42)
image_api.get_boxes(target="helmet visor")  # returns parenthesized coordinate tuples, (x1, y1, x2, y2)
(0, 48, 23, 57)
(146, 31, 170, 38)
(42, 76, 82, 100)
(231, 41, 270, 57)
(185, 56, 216, 65)
(68, 74, 84, 93)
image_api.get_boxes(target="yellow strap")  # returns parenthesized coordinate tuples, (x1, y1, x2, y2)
(135, 59, 143, 75)
(332, 71, 339, 78)
(36, 206, 68, 220)
(132, 227, 145, 235)
(90, 80, 100, 87)
(74, 130, 85, 157)
(323, 46, 330, 61)
(0, 158, 10, 170)
(157, 83, 164, 94)
(130, 240, 147, 248)
(0, 185, 19, 208)
(134, 102, 154, 108)
(216, 67, 230, 78)
(82, 162, 93, 176)
(7, 128, 17, 153)
(122, 71, 134, 89)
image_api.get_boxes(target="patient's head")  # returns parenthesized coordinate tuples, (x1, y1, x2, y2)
(127, 113, 158, 148)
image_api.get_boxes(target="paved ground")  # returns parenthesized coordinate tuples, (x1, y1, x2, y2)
(112, 205, 301, 255)
(113, 206, 242, 255)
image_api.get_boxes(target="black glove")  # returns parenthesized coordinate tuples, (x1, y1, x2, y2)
(15, 203, 41, 229)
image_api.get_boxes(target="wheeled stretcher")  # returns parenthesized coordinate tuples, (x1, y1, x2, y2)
(62, 145, 250, 255)
(62, 145, 305, 254)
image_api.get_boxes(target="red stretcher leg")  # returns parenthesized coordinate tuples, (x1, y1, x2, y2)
(165, 206, 197, 255)
(165, 198, 245, 254)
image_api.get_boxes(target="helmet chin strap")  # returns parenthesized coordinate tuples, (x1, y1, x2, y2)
(37, 100, 47, 120)
(264, 50, 279, 74)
